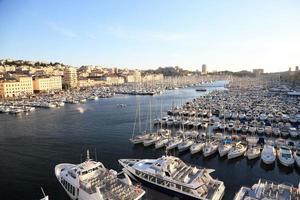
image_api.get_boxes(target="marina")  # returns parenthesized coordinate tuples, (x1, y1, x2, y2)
(0, 77, 220, 116)
(0, 80, 299, 200)
(2, 1, 300, 199)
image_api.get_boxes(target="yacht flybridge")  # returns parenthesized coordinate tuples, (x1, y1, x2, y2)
(55, 150, 145, 200)
(119, 155, 225, 200)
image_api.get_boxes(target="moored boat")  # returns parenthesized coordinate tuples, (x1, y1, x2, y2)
(119, 155, 225, 200)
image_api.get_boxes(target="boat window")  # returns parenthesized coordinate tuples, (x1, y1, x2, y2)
(176, 184, 181, 190)
(82, 171, 87, 175)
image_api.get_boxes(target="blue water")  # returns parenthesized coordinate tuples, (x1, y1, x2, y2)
(0, 81, 298, 200)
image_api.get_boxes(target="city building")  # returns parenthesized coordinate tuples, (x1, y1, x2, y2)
(253, 69, 264, 76)
(0, 76, 33, 98)
(63, 67, 78, 88)
(296, 66, 299, 71)
(142, 74, 164, 82)
(202, 64, 207, 74)
(33, 76, 62, 92)
(122, 70, 142, 83)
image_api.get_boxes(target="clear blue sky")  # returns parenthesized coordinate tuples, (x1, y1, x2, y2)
(0, 0, 299, 72)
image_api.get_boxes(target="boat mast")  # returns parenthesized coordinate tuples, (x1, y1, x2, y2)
(131, 98, 139, 138)
(86, 149, 90, 160)
(138, 97, 141, 133)
(149, 98, 152, 133)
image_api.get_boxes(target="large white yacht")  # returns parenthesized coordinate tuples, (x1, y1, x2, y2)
(119, 155, 225, 200)
(234, 179, 300, 200)
(261, 144, 276, 165)
(55, 150, 145, 200)
(277, 146, 294, 167)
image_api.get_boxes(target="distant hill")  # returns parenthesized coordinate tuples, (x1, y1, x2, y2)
(143, 66, 192, 76)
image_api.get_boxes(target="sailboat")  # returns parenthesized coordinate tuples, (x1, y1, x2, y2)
(227, 142, 247, 160)
(40, 187, 49, 200)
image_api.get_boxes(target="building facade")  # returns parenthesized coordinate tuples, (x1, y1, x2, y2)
(141, 74, 164, 82)
(33, 76, 62, 92)
(202, 64, 207, 74)
(63, 67, 78, 88)
(0, 76, 33, 98)
(253, 69, 264, 76)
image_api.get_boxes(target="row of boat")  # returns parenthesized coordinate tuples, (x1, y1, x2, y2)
(53, 150, 300, 200)
(156, 115, 300, 138)
(131, 130, 300, 168)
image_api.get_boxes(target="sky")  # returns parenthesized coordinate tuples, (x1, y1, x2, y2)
(0, 0, 299, 72)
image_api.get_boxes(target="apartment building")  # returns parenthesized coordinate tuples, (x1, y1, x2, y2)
(33, 76, 62, 92)
(63, 67, 78, 88)
(0, 76, 33, 98)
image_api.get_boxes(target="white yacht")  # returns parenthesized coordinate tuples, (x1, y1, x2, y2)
(119, 155, 225, 200)
(234, 179, 300, 200)
(203, 140, 219, 157)
(227, 142, 247, 160)
(277, 146, 294, 167)
(55, 151, 145, 200)
(261, 145, 276, 165)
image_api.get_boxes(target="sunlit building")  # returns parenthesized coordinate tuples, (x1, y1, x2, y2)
(0, 76, 33, 98)
(253, 69, 264, 76)
(202, 64, 207, 74)
(63, 67, 78, 88)
(33, 76, 62, 92)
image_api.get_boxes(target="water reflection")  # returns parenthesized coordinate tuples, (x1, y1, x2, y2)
(260, 161, 275, 171)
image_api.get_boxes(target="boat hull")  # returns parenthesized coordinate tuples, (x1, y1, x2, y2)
(123, 168, 225, 200)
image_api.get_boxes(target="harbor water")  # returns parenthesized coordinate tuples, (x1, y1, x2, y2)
(0, 81, 299, 200)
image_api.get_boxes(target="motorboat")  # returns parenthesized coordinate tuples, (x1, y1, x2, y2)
(55, 150, 145, 200)
(245, 145, 260, 160)
(227, 142, 247, 160)
(261, 145, 276, 165)
(226, 120, 234, 131)
(294, 148, 300, 167)
(273, 127, 280, 137)
(274, 138, 286, 148)
(289, 127, 298, 138)
(264, 126, 272, 136)
(277, 146, 294, 167)
(119, 155, 225, 200)
(234, 179, 300, 200)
